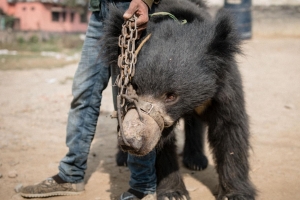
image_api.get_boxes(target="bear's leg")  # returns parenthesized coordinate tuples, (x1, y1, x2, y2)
(116, 146, 128, 166)
(207, 101, 256, 200)
(156, 128, 189, 200)
(183, 112, 208, 171)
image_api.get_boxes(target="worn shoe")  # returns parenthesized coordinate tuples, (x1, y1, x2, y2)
(20, 177, 84, 198)
(119, 191, 157, 200)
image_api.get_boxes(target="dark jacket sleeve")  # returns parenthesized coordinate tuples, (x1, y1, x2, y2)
(142, 0, 160, 9)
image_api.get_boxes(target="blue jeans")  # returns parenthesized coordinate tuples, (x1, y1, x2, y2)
(57, 0, 156, 194)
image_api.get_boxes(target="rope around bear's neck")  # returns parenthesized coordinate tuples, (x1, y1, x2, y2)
(135, 12, 187, 55)
(149, 12, 187, 24)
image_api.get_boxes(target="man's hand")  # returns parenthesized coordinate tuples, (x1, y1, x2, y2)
(123, 0, 149, 37)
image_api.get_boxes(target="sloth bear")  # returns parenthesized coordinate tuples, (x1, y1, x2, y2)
(101, 0, 256, 199)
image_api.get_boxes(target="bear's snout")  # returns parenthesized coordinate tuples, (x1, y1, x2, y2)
(119, 109, 161, 156)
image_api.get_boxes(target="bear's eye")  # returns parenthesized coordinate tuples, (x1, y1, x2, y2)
(165, 92, 177, 103)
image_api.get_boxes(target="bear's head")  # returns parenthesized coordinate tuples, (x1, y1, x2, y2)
(100, 0, 241, 156)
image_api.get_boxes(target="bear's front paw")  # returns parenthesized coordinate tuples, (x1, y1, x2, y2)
(158, 191, 189, 200)
(220, 195, 255, 200)
(217, 188, 256, 200)
(183, 153, 208, 171)
(217, 181, 256, 200)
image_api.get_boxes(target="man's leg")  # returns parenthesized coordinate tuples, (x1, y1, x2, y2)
(58, 11, 110, 184)
(121, 150, 157, 199)
(20, 10, 110, 197)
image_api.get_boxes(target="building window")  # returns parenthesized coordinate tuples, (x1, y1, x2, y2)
(52, 12, 60, 22)
(23, 7, 26, 11)
(70, 12, 75, 23)
(31, 7, 35, 11)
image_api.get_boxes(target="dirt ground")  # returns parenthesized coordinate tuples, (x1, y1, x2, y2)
(1, 10, 300, 200)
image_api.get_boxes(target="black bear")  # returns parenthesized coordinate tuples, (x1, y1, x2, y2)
(101, 0, 256, 199)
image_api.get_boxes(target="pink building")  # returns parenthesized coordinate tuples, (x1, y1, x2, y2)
(0, 0, 89, 32)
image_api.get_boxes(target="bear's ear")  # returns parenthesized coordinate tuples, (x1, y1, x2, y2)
(208, 9, 241, 60)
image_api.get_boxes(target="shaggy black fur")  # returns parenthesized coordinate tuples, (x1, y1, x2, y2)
(101, 0, 256, 199)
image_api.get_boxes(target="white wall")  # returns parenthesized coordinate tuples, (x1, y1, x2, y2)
(207, 0, 300, 6)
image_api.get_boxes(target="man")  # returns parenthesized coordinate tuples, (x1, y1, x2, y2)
(20, 0, 158, 199)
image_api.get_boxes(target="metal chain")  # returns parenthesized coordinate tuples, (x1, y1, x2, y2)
(117, 15, 137, 105)
(116, 15, 138, 145)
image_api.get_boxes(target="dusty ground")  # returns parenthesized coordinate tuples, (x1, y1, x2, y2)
(1, 7, 300, 200)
